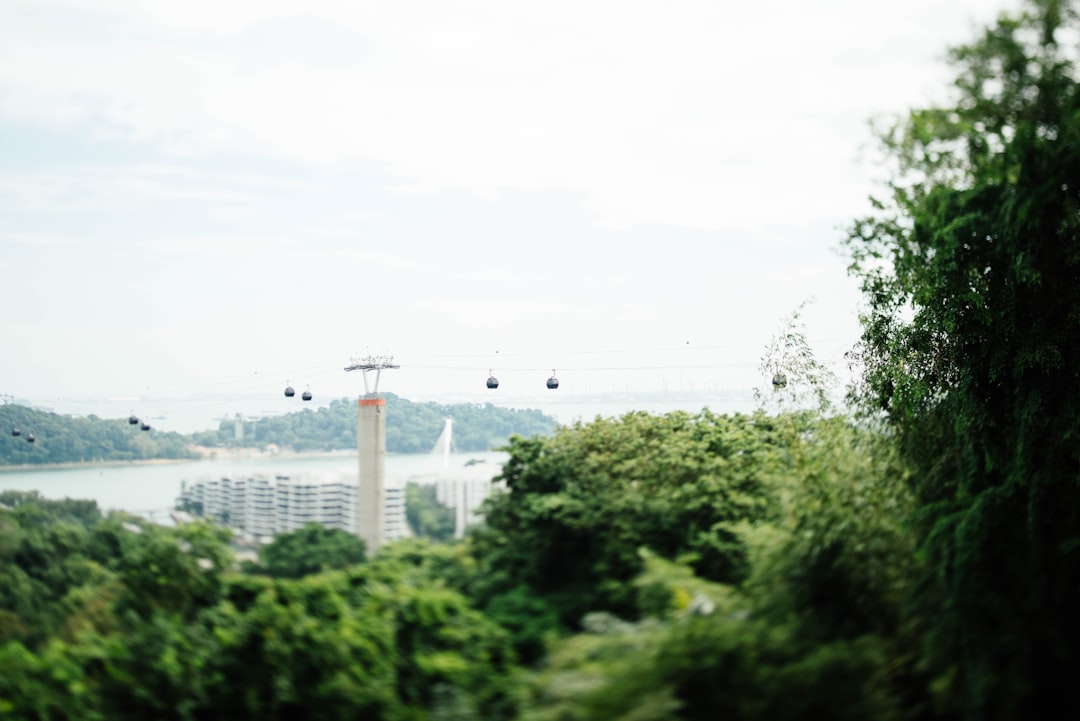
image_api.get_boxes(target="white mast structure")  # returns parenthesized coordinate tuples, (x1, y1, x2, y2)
(345, 354, 399, 554)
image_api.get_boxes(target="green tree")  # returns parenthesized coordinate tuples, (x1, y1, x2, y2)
(0, 494, 112, 647)
(0, 491, 101, 528)
(405, 482, 456, 541)
(89, 517, 232, 622)
(470, 412, 784, 645)
(755, 300, 839, 415)
(844, 0, 1080, 715)
(199, 573, 400, 720)
(345, 550, 522, 720)
(523, 552, 903, 721)
(0, 493, 533, 721)
(253, 523, 367, 579)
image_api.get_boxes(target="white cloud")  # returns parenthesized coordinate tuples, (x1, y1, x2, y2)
(0, 0, 1022, 421)
(0, 0, 1017, 231)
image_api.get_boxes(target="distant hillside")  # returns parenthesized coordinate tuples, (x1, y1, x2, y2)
(0, 404, 198, 466)
(0, 395, 559, 465)
(190, 394, 559, 453)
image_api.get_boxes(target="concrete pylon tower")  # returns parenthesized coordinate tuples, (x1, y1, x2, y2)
(356, 395, 386, 554)
(345, 354, 399, 555)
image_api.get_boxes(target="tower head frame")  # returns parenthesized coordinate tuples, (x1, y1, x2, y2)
(344, 354, 400, 395)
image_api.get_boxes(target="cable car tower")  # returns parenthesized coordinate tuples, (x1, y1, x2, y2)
(345, 354, 400, 395)
(344, 354, 400, 555)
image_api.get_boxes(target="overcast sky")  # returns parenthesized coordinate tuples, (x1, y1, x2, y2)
(0, 0, 1020, 430)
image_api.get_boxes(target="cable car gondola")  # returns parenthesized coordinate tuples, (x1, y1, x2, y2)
(11, 427, 20, 437)
(129, 414, 140, 425)
(772, 372, 787, 389)
(302, 387, 312, 402)
(141, 421, 151, 431)
(26, 433, 35, 443)
(546, 370, 559, 390)
(284, 382, 296, 398)
(486, 371, 499, 389)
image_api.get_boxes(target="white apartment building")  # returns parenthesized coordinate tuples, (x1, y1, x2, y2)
(178, 472, 406, 543)
(434, 459, 504, 538)
(384, 484, 407, 541)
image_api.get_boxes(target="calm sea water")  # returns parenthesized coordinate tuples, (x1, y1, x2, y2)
(0, 451, 508, 515)
(0, 394, 762, 517)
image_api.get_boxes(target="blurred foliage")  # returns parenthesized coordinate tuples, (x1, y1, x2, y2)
(1, 398, 927, 721)
(497, 413, 922, 721)
(0, 496, 522, 720)
(248, 522, 367, 579)
(754, 299, 839, 415)
(844, 0, 1080, 715)
(406, 482, 456, 542)
(523, 582, 899, 721)
(469, 410, 787, 636)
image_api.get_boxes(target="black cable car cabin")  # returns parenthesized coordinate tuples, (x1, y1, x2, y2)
(129, 415, 139, 425)
(772, 372, 787, 389)
(11, 428, 19, 437)
(486, 371, 499, 389)
(547, 371, 559, 390)
(26, 433, 35, 443)
(284, 384, 296, 398)
(141, 421, 151, 431)
(302, 388, 312, 401)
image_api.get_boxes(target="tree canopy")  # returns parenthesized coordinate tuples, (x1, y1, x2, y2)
(845, 0, 1080, 715)
(0, 498, 521, 720)
(405, 482, 457, 542)
(249, 522, 367, 579)
(2, 405, 919, 720)
(470, 410, 785, 634)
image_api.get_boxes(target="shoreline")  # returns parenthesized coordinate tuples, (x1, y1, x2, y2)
(0, 447, 360, 474)
(0, 457, 194, 474)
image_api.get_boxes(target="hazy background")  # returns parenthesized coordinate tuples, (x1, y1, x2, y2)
(0, 0, 1019, 431)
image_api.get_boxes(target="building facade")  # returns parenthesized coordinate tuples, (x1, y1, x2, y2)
(178, 471, 406, 543)
(434, 460, 503, 538)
